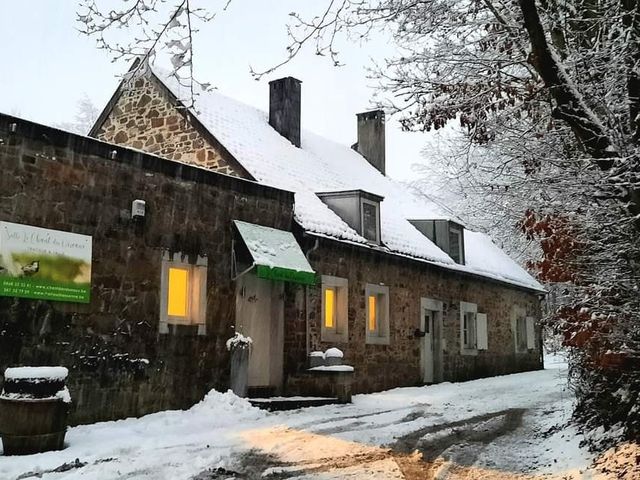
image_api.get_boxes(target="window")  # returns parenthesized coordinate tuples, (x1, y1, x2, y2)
(408, 220, 465, 264)
(167, 267, 189, 317)
(460, 301, 487, 354)
(324, 287, 336, 329)
(449, 227, 462, 264)
(361, 200, 380, 243)
(463, 312, 477, 349)
(365, 284, 389, 345)
(316, 190, 383, 245)
(321, 276, 348, 342)
(160, 252, 207, 335)
(515, 314, 536, 352)
(368, 294, 378, 333)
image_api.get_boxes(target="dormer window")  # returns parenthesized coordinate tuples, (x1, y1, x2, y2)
(361, 199, 380, 243)
(448, 226, 463, 263)
(317, 190, 383, 245)
(409, 219, 465, 264)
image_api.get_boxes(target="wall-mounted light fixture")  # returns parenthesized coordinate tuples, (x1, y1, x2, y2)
(131, 199, 146, 221)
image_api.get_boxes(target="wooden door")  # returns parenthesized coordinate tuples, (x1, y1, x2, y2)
(421, 308, 435, 383)
(235, 274, 283, 388)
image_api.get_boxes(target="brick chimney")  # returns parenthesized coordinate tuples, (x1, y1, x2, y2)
(353, 110, 386, 175)
(269, 77, 302, 147)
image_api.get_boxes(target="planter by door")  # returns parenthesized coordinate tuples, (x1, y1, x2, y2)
(230, 346, 250, 397)
(0, 367, 70, 455)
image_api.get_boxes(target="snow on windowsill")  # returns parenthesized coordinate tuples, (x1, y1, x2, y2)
(308, 365, 354, 372)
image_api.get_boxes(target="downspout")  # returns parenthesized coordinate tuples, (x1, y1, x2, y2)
(304, 237, 320, 357)
(537, 292, 546, 368)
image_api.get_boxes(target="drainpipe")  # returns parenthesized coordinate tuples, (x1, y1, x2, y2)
(304, 237, 320, 357)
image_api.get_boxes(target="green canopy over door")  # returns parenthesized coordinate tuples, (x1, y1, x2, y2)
(233, 220, 317, 285)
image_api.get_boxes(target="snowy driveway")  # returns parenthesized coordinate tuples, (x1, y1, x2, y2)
(0, 357, 593, 479)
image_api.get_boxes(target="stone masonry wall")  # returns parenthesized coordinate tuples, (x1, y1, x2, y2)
(94, 74, 245, 177)
(284, 236, 542, 395)
(0, 115, 294, 424)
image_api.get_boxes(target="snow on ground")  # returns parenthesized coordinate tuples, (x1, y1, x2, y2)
(0, 355, 602, 479)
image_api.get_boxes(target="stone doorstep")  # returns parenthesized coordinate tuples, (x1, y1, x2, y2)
(248, 396, 340, 412)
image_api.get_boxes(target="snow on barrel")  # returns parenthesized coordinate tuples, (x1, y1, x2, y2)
(0, 366, 71, 455)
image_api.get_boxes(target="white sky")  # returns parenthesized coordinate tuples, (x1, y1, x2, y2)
(0, 1, 454, 182)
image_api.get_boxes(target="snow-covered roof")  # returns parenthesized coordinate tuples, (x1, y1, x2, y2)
(150, 68, 543, 292)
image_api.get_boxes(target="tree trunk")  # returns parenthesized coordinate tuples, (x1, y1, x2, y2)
(518, 0, 618, 168)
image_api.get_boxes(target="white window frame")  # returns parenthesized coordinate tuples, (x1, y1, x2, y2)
(321, 275, 349, 343)
(365, 283, 390, 345)
(159, 251, 207, 335)
(460, 301, 478, 355)
(360, 198, 381, 244)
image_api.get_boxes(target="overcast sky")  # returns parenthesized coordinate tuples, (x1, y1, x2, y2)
(0, 1, 454, 182)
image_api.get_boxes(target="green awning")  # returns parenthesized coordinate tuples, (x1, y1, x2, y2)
(233, 221, 316, 285)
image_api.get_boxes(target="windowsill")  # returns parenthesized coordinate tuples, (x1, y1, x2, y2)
(321, 331, 348, 344)
(366, 335, 390, 346)
(461, 348, 478, 356)
(160, 323, 206, 336)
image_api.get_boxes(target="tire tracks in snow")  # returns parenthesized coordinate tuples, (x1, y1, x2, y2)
(194, 408, 530, 479)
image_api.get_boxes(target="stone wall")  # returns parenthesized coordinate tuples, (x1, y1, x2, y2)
(284, 235, 543, 395)
(0, 114, 294, 424)
(93, 74, 246, 177)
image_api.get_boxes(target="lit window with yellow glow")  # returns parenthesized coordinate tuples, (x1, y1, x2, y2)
(320, 276, 348, 342)
(365, 284, 389, 345)
(324, 287, 336, 329)
(368, 295, 377, 333)
(167, 267, 189, 317)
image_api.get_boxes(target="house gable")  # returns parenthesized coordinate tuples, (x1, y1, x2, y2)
(91, 72, 251, 179)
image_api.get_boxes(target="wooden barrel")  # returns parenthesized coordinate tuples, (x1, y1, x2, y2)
(0, 367, 70, 455)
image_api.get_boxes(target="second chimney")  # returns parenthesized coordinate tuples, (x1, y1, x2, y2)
(354, 110, 386, 175)
(269, 77, 302, 147)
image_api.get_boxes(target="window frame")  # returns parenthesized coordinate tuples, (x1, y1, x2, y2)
(160, 252, 207, 335)
(460, 301, 478, 355)
(365, 283, 390, 345)
(320, 276, 349, 343)
(463, 311, 477, 349)
(360, 198, 381, 244)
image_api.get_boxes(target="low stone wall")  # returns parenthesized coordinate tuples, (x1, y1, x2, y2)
(0, 114, 294, 424)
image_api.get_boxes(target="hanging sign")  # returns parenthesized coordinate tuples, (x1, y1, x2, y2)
(0, 222, 92, 303)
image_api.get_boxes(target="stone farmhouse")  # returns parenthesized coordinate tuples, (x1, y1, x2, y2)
(0, 63, 544, 424)
(90, 65, 545, 394)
